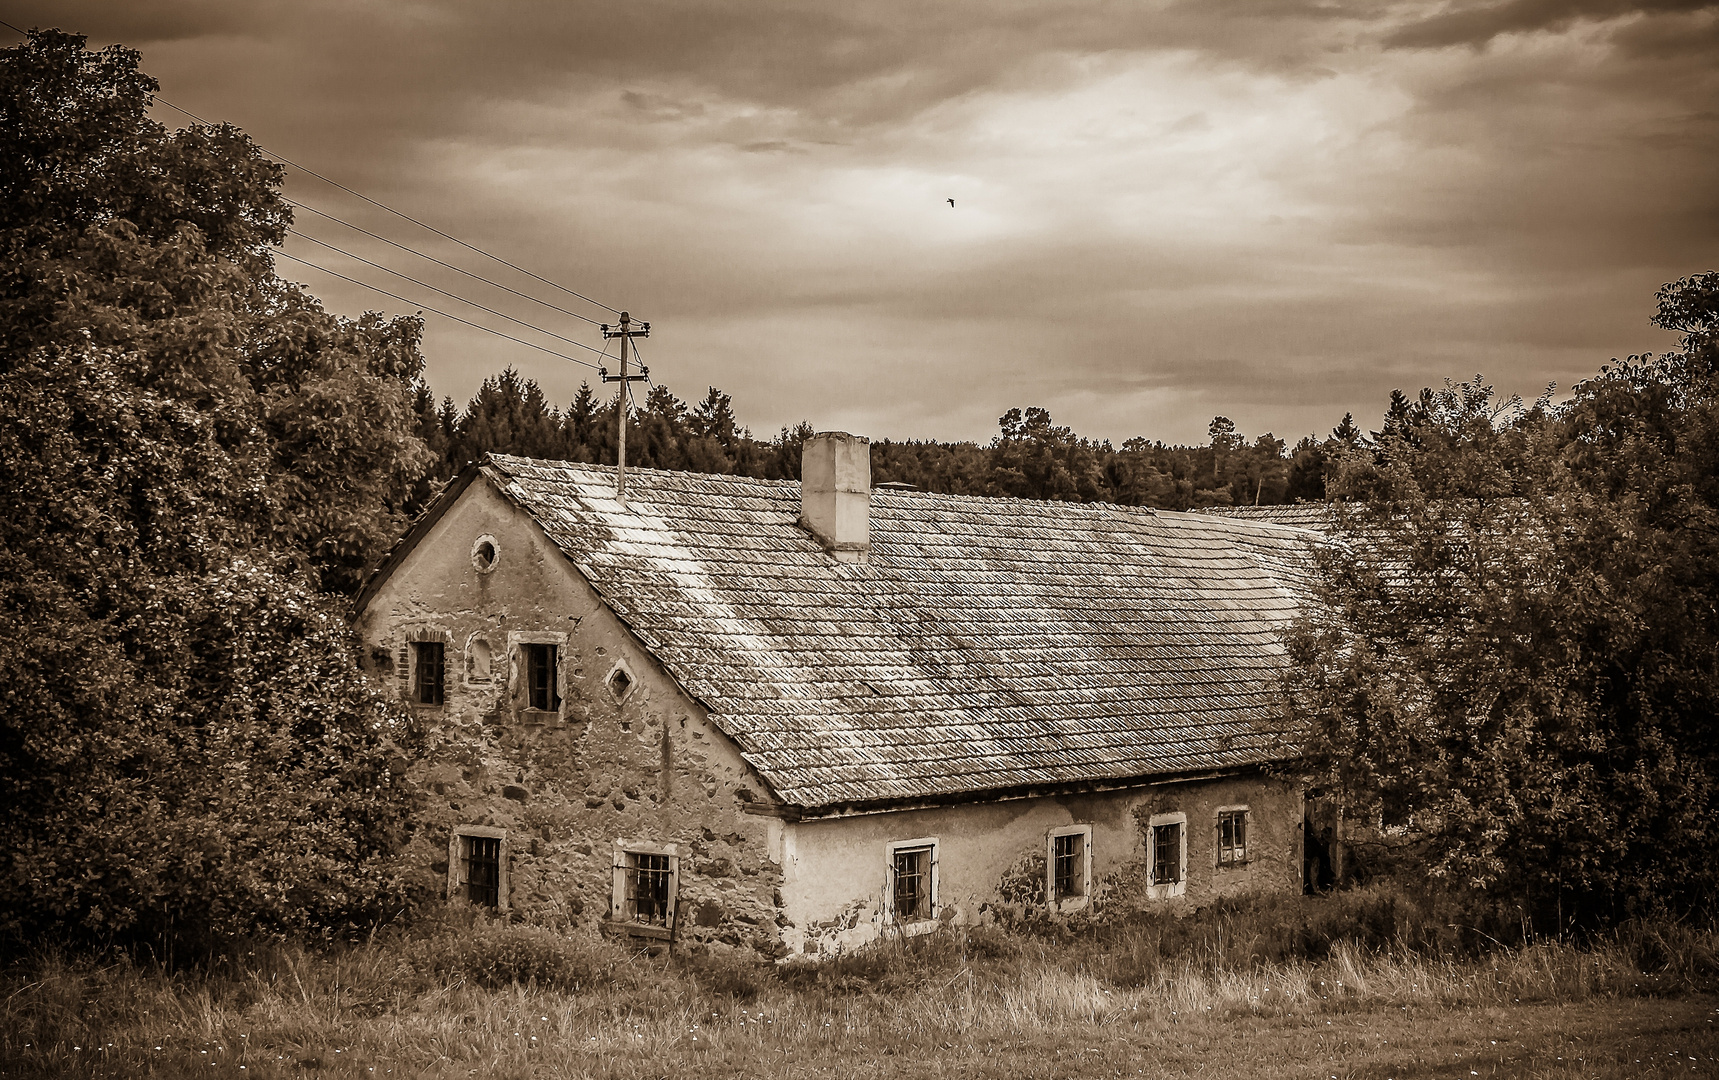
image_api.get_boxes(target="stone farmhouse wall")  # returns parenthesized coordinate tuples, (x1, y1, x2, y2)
(356, 481, 787, 953)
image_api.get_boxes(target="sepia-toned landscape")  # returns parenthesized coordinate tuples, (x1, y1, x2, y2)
(3, 4, 1717, 1078)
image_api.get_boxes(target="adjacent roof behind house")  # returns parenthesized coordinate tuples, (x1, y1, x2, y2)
(466, 455, 1321, 810)
(1197, 504, 1338, 531)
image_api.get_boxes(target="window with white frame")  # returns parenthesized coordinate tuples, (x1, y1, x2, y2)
(610, 841, 679, 938)
(885, 838, 938, 923)
(1146, 812, 1187, 898)
(447, 826, 508, 910)
(1046, 824, 1093, 909)
(1217, 806, 1249, 867)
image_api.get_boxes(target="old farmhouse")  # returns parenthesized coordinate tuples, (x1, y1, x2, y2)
(354, 432, 1320, 956)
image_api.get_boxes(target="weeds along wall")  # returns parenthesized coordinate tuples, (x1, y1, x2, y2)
(781, 775, 1304, 956)
(355, 480, 786, 954)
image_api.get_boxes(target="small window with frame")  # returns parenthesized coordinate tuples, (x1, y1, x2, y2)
(523, 643, 561, 713)
(886, 838, 939, 925)
(1046, 824, 1093, 910)
(1146, 812, 1188, 898)
(412, 640, 446, 706)
(610, 842, 679, 939)
(447, 826, 508, 910)
(1217, 807, 1249, 867)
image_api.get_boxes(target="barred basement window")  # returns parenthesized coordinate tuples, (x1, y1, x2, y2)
(447, 826, 508, 910)
(524, 643, 560, 712)
(894, 848, 931, 920)
(887, 838, 938, 923)
(609, 842, 679, 939)
(462, 835, 501, 906)
(626, 853, 674, 925)
(412, 640, 445, 706)
(1218, 808, 1249, 867)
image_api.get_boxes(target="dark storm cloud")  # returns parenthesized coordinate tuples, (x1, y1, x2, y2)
(11, 0, 1715, 444)
(1387, 0, 1719, 49)
(26, 0, 1383, 135)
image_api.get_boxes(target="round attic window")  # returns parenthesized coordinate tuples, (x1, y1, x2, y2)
(472, 535, 499, 573)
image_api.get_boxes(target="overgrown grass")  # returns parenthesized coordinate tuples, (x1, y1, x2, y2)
(5, 886, 1715, 1078)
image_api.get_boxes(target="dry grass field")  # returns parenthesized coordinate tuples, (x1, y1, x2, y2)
(5, 890, 1714, 1079)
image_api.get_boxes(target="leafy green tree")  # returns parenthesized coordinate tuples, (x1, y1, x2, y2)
(1, 29, 429, 594)
(0, 29, 424, 954)
(1286, 276, 1719, 924)
(0, 338, 423, 953)
(1284, 413, 1362, 503)
(631, 383, 687, 470)
(1283, 435, 1326, 502)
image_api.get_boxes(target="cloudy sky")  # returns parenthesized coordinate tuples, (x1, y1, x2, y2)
(13, 1, 1718, 445)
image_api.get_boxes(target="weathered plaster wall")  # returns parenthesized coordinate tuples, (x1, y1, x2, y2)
(781, 775, 1302, 955)
(356, 480, 786, 953)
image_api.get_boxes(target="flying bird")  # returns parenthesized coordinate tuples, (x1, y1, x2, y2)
(947, 198, 954, 207)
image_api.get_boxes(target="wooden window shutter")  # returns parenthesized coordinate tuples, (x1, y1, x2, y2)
(610, 846, 627, 921)
(664, 856, 680, 932)
(1084, 830, 1093, 895)
(884, 854, 896, 919)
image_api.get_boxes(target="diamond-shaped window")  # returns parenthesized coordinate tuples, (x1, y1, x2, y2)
(607, 667, 634, 701)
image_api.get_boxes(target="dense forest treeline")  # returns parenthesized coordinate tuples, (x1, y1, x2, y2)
(410, 370, 1366, 511)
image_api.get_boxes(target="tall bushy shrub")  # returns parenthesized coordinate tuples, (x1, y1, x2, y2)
(1286, 273, 1719, 926)
(0, 30, 430, 955)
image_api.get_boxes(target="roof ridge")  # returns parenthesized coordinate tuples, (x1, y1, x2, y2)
(1155, 507, 1330, 538)
(484, 452, 797, 491)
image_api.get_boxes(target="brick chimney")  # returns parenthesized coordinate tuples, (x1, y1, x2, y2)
(801, 431, 870, 563)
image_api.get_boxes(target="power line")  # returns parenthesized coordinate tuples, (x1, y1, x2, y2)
(272, 249, 605, 370)
(1, 20, 645, 379)
(148, 94, 626, 319)
(630, 337, 657, 388)
(284, 197, 603, 327)
(285, 227, 599, 353)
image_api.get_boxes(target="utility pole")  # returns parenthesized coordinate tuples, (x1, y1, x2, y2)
(600, 312, 650, 502)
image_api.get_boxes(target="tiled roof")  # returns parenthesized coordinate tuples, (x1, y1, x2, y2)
(482, 455, 1319, 810)
(1198, 504, 1338, 531)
